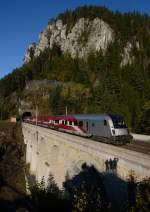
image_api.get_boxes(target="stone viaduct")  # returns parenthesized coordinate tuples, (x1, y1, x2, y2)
(22, 123, 150, 188)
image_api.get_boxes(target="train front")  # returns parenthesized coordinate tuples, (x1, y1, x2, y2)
(108, 114, 133, 144)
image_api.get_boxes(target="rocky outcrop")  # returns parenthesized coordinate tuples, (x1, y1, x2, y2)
(24, 18, 114, 62)
(24, 43, 37, 63)
(121, 42, 134, 66)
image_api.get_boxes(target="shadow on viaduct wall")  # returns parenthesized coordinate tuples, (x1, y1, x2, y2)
(0, 161, 140, 212)
(24, 163, 128, 212)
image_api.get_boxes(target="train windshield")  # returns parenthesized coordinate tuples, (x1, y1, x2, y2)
(109, 114, 127, 129)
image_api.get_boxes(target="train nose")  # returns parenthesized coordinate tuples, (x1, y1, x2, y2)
(114, 128, 128, 136)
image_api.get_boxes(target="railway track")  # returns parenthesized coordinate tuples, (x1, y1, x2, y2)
(92, 137, 150, 155)
(121, 140, 150, 155)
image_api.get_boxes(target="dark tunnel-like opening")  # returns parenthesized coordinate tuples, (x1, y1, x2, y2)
(21, 112, 32, 121)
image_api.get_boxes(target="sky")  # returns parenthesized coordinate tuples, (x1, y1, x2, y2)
(0, 0, 150, 79)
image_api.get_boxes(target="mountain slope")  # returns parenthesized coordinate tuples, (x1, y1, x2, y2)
(0, 6, 150, 134)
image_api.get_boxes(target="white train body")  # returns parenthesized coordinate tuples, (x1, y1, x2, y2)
(72, 114, 131, 144)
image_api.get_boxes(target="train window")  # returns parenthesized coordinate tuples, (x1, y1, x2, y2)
(79, 121, 83, 127)
(104, 120, 107, 126)
(74, 121, 78, 126)
(69, 121, 72, 125)
(62, 121, 64, 125)
(55, 120, 59, 124)
(92, 123, 95, 127)
(65, 121, 67, 125)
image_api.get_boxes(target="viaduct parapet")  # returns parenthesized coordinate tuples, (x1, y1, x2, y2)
(22, 123, 150, 188)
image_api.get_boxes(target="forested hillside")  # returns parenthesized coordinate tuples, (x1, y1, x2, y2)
(0, 6, 150, 134)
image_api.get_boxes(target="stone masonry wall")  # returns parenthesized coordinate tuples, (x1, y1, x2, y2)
(22, 123, 150, 188)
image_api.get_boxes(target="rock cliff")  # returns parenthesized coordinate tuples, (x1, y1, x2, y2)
(24, 18, 114, 63)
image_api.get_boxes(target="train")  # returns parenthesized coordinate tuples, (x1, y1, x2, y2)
(23, 113, 132, 145)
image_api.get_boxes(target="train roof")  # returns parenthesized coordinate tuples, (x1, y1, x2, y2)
(73, 114, 109, 120)
(63, 114, 123, 121)
(46, 114, 123, 121)
(73, 114, 123, 120)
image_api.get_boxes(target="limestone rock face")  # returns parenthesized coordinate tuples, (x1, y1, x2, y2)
(121, 42, 134, 67)
(24, 18, 114, 62)
(121, 41, 140, 66)
(24, 43, 37, 63)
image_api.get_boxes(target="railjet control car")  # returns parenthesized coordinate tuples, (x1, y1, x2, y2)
(24, 114, 132, 144)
